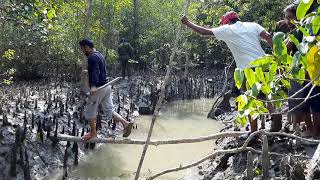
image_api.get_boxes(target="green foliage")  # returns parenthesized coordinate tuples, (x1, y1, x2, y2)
(1, 49, 16, 85)
(235, 1, 320, 127)
(234, 68, 244, 89)
(2, 49, 15, 61)
(297, 0, 314, 20)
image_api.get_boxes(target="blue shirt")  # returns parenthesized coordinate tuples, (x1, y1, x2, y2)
(87, 51, 107, 87)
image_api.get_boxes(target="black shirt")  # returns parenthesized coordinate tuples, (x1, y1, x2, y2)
(87, 51, 107, 88)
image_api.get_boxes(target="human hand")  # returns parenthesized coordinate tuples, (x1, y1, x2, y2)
(90, 86, 97, 96)
(81, 70, 88, 77)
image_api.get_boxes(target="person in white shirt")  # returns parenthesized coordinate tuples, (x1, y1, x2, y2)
(180, 11, 282, 132)
(181, 11, 272, 69)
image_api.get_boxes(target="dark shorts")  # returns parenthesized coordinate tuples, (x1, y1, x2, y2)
(309, 86, 320, 113)
(288, 80, 309, 114)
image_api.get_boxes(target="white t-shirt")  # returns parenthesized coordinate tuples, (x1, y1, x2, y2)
(212, 21, 266, 69)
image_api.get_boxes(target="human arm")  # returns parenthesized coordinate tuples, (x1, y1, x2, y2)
(87, 55, 100, 95)
(181, 15, 214, 36)
(260, 30, 273, 47)
(128, 43, 134, 58)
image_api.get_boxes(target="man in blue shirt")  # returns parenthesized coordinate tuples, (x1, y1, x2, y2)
(79, 39, 133, 141)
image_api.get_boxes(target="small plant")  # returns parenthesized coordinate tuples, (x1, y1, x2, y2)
(1, 49, 16, 85)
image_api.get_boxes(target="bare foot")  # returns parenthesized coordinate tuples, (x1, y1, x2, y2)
(82, 132, 97, 142)
(123, 122, 134, 137)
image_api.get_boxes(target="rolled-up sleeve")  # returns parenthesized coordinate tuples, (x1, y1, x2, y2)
(211, 26, 227, 40)
(88, 55, 100, 87)
(254, 23, 265, 35)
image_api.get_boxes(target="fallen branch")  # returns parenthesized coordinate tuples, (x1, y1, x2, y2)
(55, 131, 248, 145)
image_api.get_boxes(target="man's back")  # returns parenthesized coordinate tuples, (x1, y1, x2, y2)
(212, 21, 266, 69)
(118, 42, 133, 57)
(87, 51, 107, 87)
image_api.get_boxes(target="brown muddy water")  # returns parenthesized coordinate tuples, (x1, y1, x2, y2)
(52, 99, 223, 180)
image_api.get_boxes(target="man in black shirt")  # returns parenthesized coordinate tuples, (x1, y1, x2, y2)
(79, 39, 133, 141)
(118, 38, 134, 78)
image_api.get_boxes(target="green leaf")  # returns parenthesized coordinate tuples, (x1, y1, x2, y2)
(298, 26, 311, 37)
(273, 95, 283, 109)
(270, 63, 278, 75)
(281, 79, 291, 89)
(234, 68, 244, 89)
(261, 84, 271, 96)
(235, 115, 248, 127)
(251, 83, 262, 97)
(255, 67, 266, 84)
(250, 55, 274, 67)
(297, 68, 306, 85)
(312, 15, 320, 35)
(47, 9, 55, 20)
(274, 42, 287, 58)
(297, 0, 314, 20)
(244, 68, 256, 88)
(265, 72, 274, 83)
(278, 90, 288, 99)
(301, 55, 308, 68)
(255, 168, 262, 176)
(236, 95, 248, 111)
(289, 34, 300, 47)
(287, 55, 293, 66)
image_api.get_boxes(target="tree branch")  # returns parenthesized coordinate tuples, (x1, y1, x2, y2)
(55, 131, 248, 145)
(147, 130, 317, 179)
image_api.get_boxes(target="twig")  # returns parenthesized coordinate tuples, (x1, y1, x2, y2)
(146, 130, 316, 179)
(288, 84, 316, 113)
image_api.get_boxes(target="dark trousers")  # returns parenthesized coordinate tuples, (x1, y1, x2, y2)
(120, 56, 130, 78)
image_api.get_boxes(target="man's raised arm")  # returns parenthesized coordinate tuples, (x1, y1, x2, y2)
(181, 15, 214, 36)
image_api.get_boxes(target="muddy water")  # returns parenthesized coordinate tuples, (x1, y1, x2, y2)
(65, 99, 222, 180)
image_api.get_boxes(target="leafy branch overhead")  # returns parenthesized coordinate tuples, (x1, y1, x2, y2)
(234, 0, 320, 127)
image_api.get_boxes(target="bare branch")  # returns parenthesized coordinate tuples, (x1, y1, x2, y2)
(287, 84, 316, 113)
(55, 131, 248, 145)
(147, 130, 317, 179)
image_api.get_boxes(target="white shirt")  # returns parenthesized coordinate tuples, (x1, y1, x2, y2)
(212, 21, 266, 69)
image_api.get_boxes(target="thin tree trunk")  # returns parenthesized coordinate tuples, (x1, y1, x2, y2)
(133, 1, 191, 179)
(81, 0, 93, 93)
(132, 0, 139, 55)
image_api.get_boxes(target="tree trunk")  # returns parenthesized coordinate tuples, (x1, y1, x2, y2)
(132, 0, 139, 58)
(81, 0, 93, 93)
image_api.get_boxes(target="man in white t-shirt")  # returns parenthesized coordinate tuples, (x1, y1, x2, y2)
(181, 11, 282, 132)
(181, 11, 272, 69)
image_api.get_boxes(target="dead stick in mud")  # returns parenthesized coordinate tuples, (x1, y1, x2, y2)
(54, 131, 248, 144)
(146, 130, 316, 179)
(133, 1, 192, 180)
